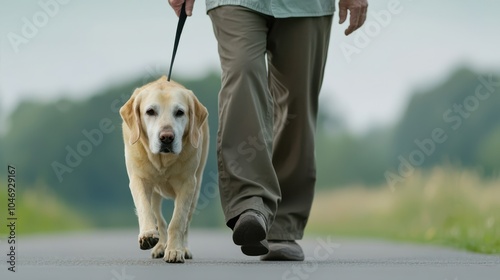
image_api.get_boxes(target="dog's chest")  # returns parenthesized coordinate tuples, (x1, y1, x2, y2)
(141, 154, 196, 198)
(152, 167, 193, 199)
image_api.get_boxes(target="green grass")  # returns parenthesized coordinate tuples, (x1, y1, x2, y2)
(0, 182, 92, 235)
(307, 167, 500, 254)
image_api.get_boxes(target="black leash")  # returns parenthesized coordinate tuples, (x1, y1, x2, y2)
(167, 2, 188, 81)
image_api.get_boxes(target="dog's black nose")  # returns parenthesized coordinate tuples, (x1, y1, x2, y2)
(159, 131, 175, 144)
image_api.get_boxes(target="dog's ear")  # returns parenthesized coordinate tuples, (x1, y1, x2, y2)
(120, 89, 142, 145)
(188, 91, 208, 149)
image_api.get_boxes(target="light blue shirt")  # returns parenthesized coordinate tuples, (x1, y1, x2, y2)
(206, 0, 336, 18)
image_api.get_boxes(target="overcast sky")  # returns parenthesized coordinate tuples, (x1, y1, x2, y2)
(1, 0, 500, 133)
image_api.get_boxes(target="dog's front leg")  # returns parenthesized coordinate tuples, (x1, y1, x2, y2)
(129, 176, 159, 250)
(164, 177, 196, 263)
(151, 192, 168, 259)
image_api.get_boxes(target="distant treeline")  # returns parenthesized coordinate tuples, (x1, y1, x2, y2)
(315, 68, 500, 189)
(1, 67, 498, 227)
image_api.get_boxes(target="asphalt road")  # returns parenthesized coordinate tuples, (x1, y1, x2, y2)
(1, 230, 499, 280)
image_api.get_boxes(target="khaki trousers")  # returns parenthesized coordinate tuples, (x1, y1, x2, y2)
(209, 6, 332, 240)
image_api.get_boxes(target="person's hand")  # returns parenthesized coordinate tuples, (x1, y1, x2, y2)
(169, 0, 195, 17)
(338, 0, 368, 36)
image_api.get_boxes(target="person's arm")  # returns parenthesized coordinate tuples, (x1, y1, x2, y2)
(338, 0, 369, 36)
(168, 0, 195, 17)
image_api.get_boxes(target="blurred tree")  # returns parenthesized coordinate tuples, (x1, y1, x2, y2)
(475, 127, 500, 174)
(315, 126, 392, 188)
(390, 67, 500, 174)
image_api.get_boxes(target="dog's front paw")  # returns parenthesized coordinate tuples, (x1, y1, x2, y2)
(151, 242, 166, 259)
(164, 248, 185, 263)
(184, 248, 193, 259)
(138, 230, 159, 250)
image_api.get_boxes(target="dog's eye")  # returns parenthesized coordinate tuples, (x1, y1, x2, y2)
(175, 109, 185, 118)
(146, 108, 156, 116)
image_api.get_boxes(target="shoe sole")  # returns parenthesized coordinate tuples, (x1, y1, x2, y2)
(241, 240, 269, 256)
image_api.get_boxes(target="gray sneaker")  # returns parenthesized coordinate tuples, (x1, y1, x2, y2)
(260, 240, 305, 261)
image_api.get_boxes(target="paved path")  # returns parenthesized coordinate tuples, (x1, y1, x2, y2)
(1, 230, 499, 280)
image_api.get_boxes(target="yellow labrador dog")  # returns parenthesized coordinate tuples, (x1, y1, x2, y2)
(119, 76, 209, 263)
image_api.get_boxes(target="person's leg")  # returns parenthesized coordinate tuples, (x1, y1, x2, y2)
(208, 6, 280, 231)
(267, 15, 333, 241)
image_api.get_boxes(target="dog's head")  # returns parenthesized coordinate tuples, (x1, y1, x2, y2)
(119, 76, 208, 155)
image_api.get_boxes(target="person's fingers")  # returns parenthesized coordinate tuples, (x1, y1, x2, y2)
(185, 0, 195, 16)
(168, 0, 183, 17)
(345, 6, 361, 35)
(339, 5, 348, 24)
(340, 0, 369, 36)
